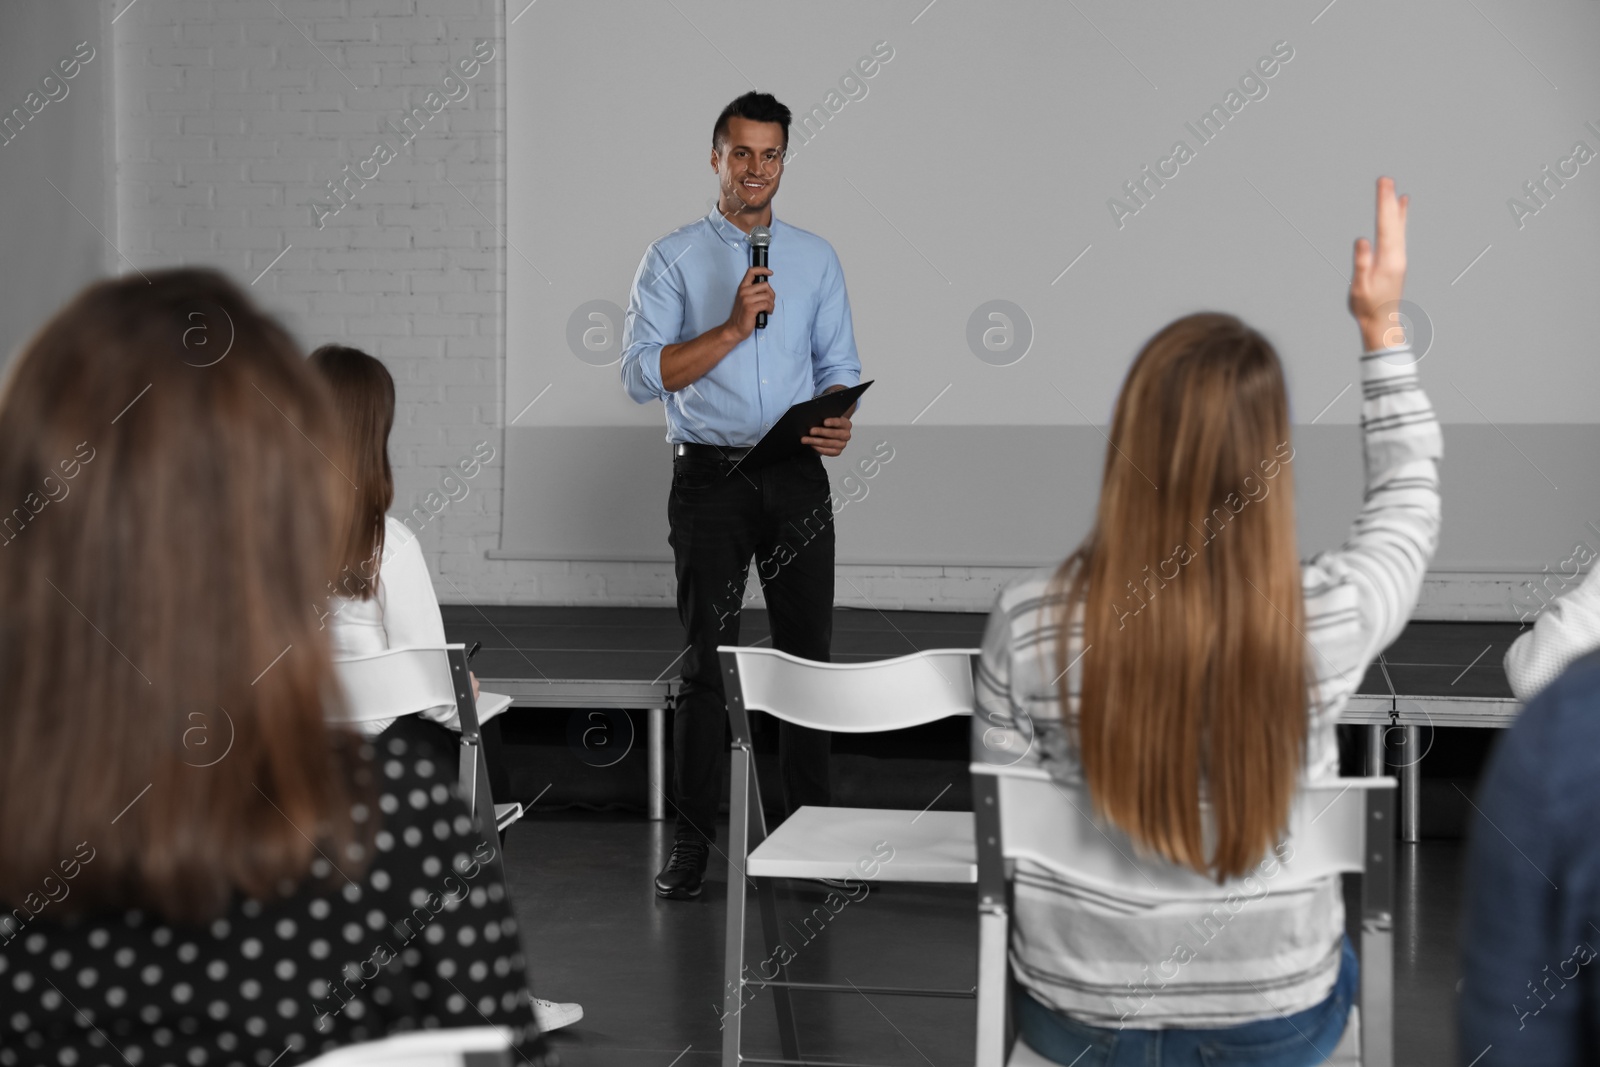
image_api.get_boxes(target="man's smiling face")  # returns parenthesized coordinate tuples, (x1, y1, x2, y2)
(713, 116, 785, 216)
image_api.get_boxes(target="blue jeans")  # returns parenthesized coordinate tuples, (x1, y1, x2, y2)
(1016, 936, 1358, 1067)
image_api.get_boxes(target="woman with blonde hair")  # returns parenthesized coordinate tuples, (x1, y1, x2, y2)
(974, 178, 1440, 1065)
(0, 270, 554, 1065)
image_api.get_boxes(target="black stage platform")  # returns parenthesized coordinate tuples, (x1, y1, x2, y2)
(448, 605, 1522, 696)
(443, 606, 1527, 839)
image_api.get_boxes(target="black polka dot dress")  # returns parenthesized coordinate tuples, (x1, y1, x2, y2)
(0, 718, 558, 1067)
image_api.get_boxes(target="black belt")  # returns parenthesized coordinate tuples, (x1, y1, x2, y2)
(674, 442, 753, 463)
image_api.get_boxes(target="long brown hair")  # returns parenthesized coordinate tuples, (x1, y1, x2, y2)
(1055, 313, 1307, 881)
(0, 269, 371, 924)
(309, 344, 395, 601)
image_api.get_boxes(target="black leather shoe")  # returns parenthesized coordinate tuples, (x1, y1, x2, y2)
(655, 835, 710, 899)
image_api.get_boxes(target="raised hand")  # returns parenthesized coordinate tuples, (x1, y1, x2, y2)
(1348, 176, 1410, 352)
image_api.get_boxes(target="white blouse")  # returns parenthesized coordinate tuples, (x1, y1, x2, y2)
(325, 515, 455, 735)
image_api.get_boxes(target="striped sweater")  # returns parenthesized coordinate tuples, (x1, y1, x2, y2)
(972, 342, 1442, 1028)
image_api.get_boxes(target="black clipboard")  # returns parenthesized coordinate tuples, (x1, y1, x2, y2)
(735, 380, 873, 471)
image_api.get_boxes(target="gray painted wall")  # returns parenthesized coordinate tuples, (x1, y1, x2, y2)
(0, 2, 110, 368)
(498, 423, 1600, 574)
(503, 0, 1600, 600)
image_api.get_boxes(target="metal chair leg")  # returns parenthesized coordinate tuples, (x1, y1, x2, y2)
(973, 771, 1010, 1067)
(723, 744, 753, 1067)
(649, 703, 666, 821)
(448, 644, 507, 884)
(975, 906, 1009, 1067)
(721, 651, 800, 1063)
(756, 877, 800, 1061)
(471, 739, 510, 886)
(1362, 783, 1396, 1067)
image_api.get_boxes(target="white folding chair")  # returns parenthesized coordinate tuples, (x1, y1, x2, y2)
(718, 645, 980, 1067)
(971, 765, 1396, 1067)
(331, 645, 524, 845)
(298, 1025, 511, 1067)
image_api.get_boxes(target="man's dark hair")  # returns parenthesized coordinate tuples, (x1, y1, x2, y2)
(712, 91, 791, 154)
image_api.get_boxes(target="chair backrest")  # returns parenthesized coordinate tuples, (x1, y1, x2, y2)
(970, 765, 1396, 1067)
(329, 644, 495, 839)
(976, 765, 1390, 898)
(330, 645, 464, 727)
(298, 1026, 511, 1067)
(717, 645, 977, 733)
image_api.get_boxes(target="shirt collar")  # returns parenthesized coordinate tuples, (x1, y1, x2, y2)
(707, 206, 777, 250)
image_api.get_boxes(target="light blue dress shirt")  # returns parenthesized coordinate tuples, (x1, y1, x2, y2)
(620, 208, 862, 446)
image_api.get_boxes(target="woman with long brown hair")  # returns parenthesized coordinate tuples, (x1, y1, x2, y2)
(0, 270, 555, 1065)
(307, 343, 463, 738)
(306, 341, 583, 1036)
(974, 178, 1440, 1064)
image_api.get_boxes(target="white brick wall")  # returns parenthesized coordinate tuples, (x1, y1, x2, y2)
(108, 0, 1029, 613)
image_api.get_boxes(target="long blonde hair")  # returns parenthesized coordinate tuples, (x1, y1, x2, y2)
(1055, 312, 1307, 881)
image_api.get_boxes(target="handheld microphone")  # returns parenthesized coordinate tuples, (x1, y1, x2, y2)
(749, 225, 771, 329)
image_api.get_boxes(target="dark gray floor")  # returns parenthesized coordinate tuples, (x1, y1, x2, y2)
(1393, 844, 1466, 1067)
(504, 814, 1465, 1067)
(463, 607, 1484, 1063)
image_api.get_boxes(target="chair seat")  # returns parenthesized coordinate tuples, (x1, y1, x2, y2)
(1328, 1005, 1360, 1065)
(1006, 1006, 1361, 1065)
(477, 691, 513, 724)
(1006, 1036, 1054, 1067)
(748, 806, 975, 883)
(299, 1025, 509, 1067)
(494, 802, 523, 832)
(430, 692, 512, 733)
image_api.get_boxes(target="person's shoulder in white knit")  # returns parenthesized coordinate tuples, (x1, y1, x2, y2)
(1505, 563, 1600, 702)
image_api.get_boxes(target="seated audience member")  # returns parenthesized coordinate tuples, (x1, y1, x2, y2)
(972, 179, 1439, 1065)
(1458, 650, 1600, 1066)
(0, 270, 555, 1066)
(1503, 563, 1600, 701)
(308, 342, 583, 1035)
(308, 343, 472, 737)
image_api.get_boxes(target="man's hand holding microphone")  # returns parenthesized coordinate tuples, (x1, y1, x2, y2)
(657, 228, 852, 456)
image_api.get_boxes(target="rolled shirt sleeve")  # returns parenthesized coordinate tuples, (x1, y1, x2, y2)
(810, 248, 862, 398)
(620, 243, 684, 403)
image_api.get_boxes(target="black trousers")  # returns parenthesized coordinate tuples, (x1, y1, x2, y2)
(666, 447, 834, 843)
